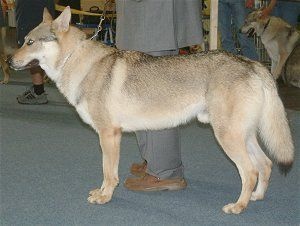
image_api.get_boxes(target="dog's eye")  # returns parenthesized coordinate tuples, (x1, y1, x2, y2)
(27, 39, 34, 46)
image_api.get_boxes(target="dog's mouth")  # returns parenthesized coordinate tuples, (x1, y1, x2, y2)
(245, 28, 255, 37)
(25, 59, 40, 68)
(9, 59, 40, 70)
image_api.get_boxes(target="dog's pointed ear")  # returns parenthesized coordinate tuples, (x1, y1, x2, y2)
(257, 10, 264, 19)
(43, 7, 53, 23)
(52, 6, 71, 32)
(257, 7, 265, 17)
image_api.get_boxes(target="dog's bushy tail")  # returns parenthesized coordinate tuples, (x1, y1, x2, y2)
(258, 69, 294, 173)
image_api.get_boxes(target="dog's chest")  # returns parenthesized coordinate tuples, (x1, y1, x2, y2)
(262, 39, 279, 61)
(60, 73, 97, 130)
(63, 72, 86, 106)
(75, 101, 96, 130)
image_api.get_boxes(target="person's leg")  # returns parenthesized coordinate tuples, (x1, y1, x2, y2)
(218, 0, 237, 54)
(17, 66, 48, 104)
(136, 128, 183, 179)
(16, 2, 49, 104)
(232, 1, 258, 60)
(125, 49, 186, 191)
(31, 66, 45, 95)
(135, 49, 183, 178)
(16, 28, 47, 103)
(126, 127, 186, 191)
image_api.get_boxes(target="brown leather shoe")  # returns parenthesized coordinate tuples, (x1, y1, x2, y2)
(124, 173, 187, 191)
(130, 160, 147, 177)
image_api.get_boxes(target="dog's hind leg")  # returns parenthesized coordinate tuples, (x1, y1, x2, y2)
(214, 127, 258, 214)
(88, 127, 121, 204)
(247, 135, 272, 201)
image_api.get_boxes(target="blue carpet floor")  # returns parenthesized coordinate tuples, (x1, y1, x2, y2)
(1, 71, 299, 225)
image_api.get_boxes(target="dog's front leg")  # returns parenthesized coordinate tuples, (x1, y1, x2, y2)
(270, 59, 277, 78)
(88, 127, 122, 204)
(273, 51, 289, 79)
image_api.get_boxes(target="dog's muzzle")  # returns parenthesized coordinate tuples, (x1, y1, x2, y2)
(25, 59, 40, 68)
(8, 56, 40, 71)
(245, 28, 255, 37)
(240, 25, 256, 38)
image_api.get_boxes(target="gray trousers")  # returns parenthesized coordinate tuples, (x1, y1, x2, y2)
(135, 49, 184, 179)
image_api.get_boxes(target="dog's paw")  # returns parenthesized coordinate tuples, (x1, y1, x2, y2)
(87, 188, 112, 204)
(222, 202, 246, 214)
(250, 191, 264, 201)
(0, 80, 8, 84)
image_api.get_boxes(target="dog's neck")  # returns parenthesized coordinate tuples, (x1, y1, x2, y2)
(261, 18, 271, 36)
(40, 28, 85, 83)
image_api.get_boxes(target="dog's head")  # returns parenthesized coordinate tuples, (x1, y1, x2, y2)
(9, 6, 85, 72)
(241, 10, 269, 37)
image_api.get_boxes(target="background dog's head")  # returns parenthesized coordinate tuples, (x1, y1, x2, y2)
(8, 6, 84, 71)
(241, 10, 270, 37)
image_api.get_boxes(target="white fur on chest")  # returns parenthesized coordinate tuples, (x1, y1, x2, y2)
(66, 71, 86, 106)
(40, 43, 62, 82)
(40, 64, 62, 82)
(261, 39, 279, 62)
(76, 100, 96, 131)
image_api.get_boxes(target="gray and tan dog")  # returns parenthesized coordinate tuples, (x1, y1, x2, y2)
(9, 7, 294, 214)
(241, 9, 300, 88)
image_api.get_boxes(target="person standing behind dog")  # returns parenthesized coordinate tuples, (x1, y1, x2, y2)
(15, 0, 55, 104)
(0, 2, 5, 27)
(219, 0, 258, 60)
(116, 0, 203, 191)
(258, 0, 300, 26)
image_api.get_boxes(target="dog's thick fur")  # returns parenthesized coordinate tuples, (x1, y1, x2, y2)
(9, 7, 294, 214)
(241, 10, 300, 88)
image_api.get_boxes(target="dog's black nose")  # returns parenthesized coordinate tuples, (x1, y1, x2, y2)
(6, 54, 13, 66)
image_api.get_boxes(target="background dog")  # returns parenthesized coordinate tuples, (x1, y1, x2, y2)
(284, 39, 300, 88)
(9, 7, 294, 214)
(241, 9, 300, 88)
(0, 27, 14, 84)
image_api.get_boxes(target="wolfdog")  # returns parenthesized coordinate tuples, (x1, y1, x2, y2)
(241, 9, 300, 88)
(9, 7, 294, 214)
